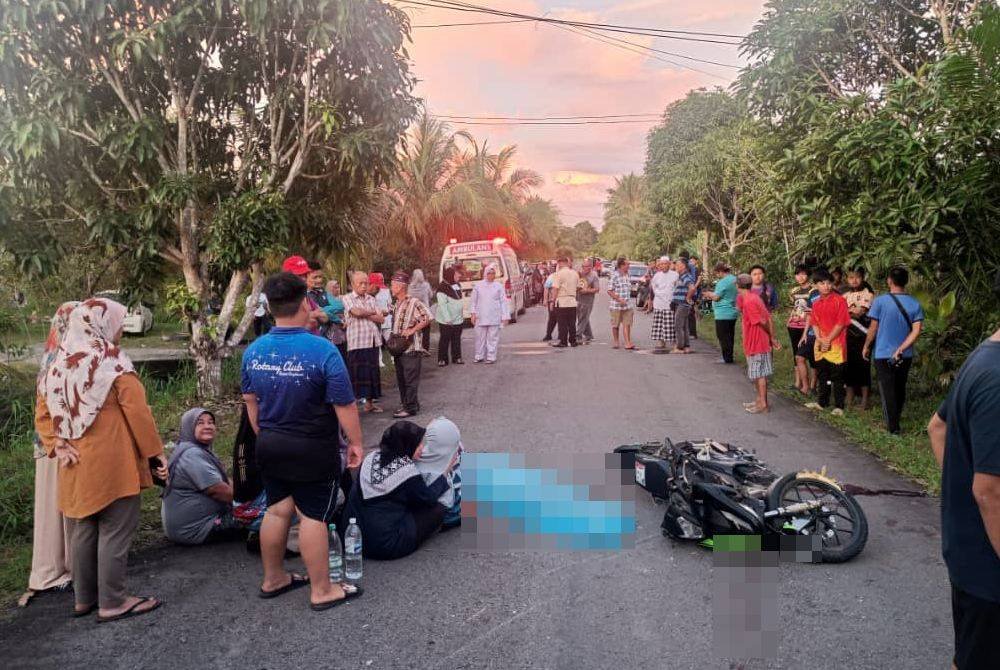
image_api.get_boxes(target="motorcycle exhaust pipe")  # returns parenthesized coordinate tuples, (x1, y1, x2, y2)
(763, 500, 823, 518)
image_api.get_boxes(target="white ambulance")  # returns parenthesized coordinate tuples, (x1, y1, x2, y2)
(439, 238, 526, 323)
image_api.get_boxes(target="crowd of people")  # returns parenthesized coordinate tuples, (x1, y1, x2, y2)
(25, 255, 480, 619)
(21, 246, 1000, 667)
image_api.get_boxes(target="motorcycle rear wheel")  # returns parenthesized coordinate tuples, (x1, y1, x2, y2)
(766, 474, 868, 563)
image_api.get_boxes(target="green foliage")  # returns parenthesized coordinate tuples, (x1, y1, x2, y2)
(164, 281, 199, 322)
(601, 1, 997, 386)
(207, 190, 289, 274)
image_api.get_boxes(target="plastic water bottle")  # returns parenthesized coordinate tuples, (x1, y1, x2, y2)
(327, 523, 343, 583)
(344, 518, 363, 583)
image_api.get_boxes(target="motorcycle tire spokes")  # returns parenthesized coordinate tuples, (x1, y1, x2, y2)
(768, 475, 869, 564)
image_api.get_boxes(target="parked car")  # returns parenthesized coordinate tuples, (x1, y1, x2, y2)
(601, 260, 614, 277)
(94, 291, 154, 335)
(627, 263, 649, 298)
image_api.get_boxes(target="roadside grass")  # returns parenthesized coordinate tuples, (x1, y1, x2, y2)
(0, 358, 242, 605)
(698, 313, 942, 494)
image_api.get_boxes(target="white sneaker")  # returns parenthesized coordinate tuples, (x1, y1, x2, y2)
(804, 402, 822, 410)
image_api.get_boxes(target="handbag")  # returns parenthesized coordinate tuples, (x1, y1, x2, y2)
(386, 298, 418, 356)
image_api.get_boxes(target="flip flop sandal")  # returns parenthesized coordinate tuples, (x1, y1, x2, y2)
(72, 603, 98, 618)
(259, 574, 310, 600)
(96, 596, 162, 623)
(311, 584, 364, 612)
(365, 405, 384, 414)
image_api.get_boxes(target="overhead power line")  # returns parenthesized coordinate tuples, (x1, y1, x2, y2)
(411, 18, 532, 28)
(436, 113, 662, 120)
(396, 0, 745, 45)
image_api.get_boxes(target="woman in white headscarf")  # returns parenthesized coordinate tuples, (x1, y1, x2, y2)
(469, 263, 510, 364)
(415, 417, 462, 529)
(35, 297, 168, 622)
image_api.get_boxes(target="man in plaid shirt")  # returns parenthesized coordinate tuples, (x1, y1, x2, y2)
(342, 272, 386, 414)
(607, 257, 637, 350)
(389, 271, 432, 418)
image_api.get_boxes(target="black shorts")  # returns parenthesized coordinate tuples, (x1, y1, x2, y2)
(796, 333, 817, 367)
(952, 583, 1000, 669)
(263, 474, 339, 523)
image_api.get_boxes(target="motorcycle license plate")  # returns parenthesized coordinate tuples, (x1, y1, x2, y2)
(634, 461, 646, 487)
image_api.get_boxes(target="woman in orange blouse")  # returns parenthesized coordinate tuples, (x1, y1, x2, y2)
(35, 298, 168, 623)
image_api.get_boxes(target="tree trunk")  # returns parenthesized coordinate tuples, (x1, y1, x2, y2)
(195, 349, 222, 400)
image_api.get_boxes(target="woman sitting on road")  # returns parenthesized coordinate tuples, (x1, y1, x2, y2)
(162, 408, 266, 545)
(35, 298, 168, 623)
(344, 419, 460, 560)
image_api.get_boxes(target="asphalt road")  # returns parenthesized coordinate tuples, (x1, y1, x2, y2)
(1, 289, 952, 669)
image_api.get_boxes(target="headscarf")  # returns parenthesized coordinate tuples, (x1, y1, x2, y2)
(164, 407, 226, 496)
(359, 421, 426, 500)
(42, 298, 135, 440)
(438, 267, 461, 300)
(33, 301, 80, 457)
(483, 263, 499, 281)
(410, 269, 430, 293)
(36, 301, 81, 391)
(415, 417, 461, 508)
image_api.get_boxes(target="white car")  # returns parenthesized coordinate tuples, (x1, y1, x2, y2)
(94, 291, 155, 335)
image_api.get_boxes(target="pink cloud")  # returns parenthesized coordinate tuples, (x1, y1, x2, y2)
(403, 1, 763, 227)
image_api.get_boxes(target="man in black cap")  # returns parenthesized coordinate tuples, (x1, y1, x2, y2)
(389, 270, 432, 418)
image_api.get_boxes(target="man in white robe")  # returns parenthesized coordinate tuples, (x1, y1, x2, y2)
(469, 264, 510, 363)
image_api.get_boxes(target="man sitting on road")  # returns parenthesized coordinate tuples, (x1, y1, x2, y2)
(241, 271, 365, 611)
(927, 271, 1000, 670)
(608, 257, 636, 350)
(736, 273, 781, 414)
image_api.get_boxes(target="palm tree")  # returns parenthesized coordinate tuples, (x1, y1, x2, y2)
(596, 173, 651, 258)
(376, 113, 510, 259)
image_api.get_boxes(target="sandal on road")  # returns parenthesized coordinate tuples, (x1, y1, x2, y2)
(259, 574, 309, 599)
(311, 583, 364, 612)
(96, 596, 162, 623)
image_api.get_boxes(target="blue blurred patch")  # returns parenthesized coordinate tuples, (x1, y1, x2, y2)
(460, 453, 636, 551)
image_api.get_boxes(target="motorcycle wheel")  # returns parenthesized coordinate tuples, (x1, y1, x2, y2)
(766, 473, 868, 564)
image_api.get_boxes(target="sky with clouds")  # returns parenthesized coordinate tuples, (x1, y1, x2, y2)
(399, 0, 766, 229)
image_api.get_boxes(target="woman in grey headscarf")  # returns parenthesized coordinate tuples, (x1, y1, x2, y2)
(161, 408, 240, 545)
(409, 269, 433, 352)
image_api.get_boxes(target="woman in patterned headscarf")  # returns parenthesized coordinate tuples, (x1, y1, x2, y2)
(35, 297, 168, 622)
(21, 301, 78, 606)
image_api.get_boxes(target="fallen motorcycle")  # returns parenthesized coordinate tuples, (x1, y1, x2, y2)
(615, 438, 868, 563)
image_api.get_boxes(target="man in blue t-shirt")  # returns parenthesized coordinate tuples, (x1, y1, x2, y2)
(703, 261, 738, 364)
(927, 275, 1000, 669)
(863, 267, 924, 434)
(241, 271, 364, 610)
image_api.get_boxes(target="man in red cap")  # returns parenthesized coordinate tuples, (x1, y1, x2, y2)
(281, 256, 324, 335)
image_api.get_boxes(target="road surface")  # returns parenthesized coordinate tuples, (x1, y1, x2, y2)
(0, 290, 951, 669)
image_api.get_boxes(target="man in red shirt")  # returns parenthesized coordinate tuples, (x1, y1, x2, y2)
(736, 273, 782, 414)
(805, 268, 851, 415)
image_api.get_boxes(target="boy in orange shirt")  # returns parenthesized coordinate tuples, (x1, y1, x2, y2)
(805, 269, 851, 415)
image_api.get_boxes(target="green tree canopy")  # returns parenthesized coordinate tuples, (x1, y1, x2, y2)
(0, 0, 417, 396)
